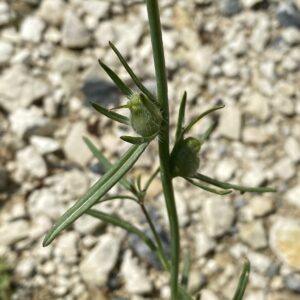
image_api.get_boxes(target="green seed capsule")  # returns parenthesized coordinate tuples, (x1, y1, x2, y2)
(171, 137, 201, 178)
(127, 94, 161, 137)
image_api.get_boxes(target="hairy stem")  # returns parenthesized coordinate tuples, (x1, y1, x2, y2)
(146, 1, 180, 299)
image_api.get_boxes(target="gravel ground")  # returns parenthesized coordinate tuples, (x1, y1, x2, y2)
(0, 0, 300, 299)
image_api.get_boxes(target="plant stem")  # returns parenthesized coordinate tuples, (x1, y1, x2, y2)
(146, 1, 180, 299)
(140, 204, 170, 272)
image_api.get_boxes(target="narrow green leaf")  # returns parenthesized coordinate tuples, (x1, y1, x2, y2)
(98, 59, 133, 98)
(198, 122, 217, 145)
(183, 105, 225, 135)
(140, 93, 162, 123)
(91, 102, 130, 125)
(87, 208, 158, 253)
(121, 135, 155, 144)
(178, 286, 193, 300)
(232, 260, 251, 300)
(83, 136, 132, 191)
(185, 178, 232, 195)
(194, 173, 277, 194)
(175, 91, 187, 141)
(143, 167, 160, 192)
(43, 143, 148, 246)
(109, 41, 156, 102)
(181, 252, 191, 288)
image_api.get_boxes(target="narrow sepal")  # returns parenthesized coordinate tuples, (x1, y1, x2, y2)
(139, 93, 162, 123)
(98, 59, 132, 98)
(121, 135, 155, 144)
(194, 173, 277, 194)
(91, 102, 130, 125)
(183, 105, 225, 134)
(175, 91, 187, 142)
(109, 41, 156, 103)
(185, 178, 232, 195)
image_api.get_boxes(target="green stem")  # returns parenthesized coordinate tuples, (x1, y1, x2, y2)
(140, 203, 170, 272)
(146, 1, 180, 299)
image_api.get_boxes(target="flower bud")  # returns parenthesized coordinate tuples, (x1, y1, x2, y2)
(171, 137, 201, 177)
(127, 94, 161, 137)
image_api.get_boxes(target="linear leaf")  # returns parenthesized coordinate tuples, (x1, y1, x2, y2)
(83, 136, 132, 190)
(175, 91, 187, 141)
(198, 122, 217, 144)
(43, 143, 148, 246)
(121, 134, 155, 144)
(87, 209, 157, 253)
(91, 102, 129, 125)
(232, 260, 251, 300)
(181, 252, 190, 288)
(185, 178, 232, 195)
(109, 41, 156, 102)
(194, 173, 277, 194)
(183, 105, 225, 134)
(98, 59, 132, 98)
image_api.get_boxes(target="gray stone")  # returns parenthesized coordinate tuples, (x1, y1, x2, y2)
(17, 146, 48, 179)
(62, 12, 91, 49)
(242, 0, 263, 8)
(80, 233, 122, 286)
(82, 1, 110, 19)
(45, 170, 89, 199)
(194, 230, 216, 257)
(244, 92, 270, 121)
(239, 221, 267, 249)
(0, 41, 13, 66)
(55, 232, 79, 264)
(217, 106, 242, 140)
(38, 0, 66, 26)
(286, 184, 300, 208)
(202, 198, 235, 237)
(9, 108, 51, 139)
(215, 159, 236, 182)
(282, 28, 300, 45)
(247, 196, 274, 218)
(243, 127, 270, 144)
(120, 250, 152, 294)
(201, 289, 220, 300)
(284, 274, 300, 293)
(51, 50, 80, 74)
(270, 218, 300, 269)
(63, 122, 93, 166)
(20, 16, 45, 43)
(277, 2, 300, 29)
(74, 213, 103, 235)
(0, 66, 50, 113)
(0, 220, 30, 246)
(248, 252, 272, 274)
(16, 257, 35, 278)
(250, 15, 270, 52)
(273, 158, 295, 181)
(27, 188, 64, 220)
(0, 3, 15, 26)
(81, 64, 119, 106)
(189, 47, 214, 76)
(220, 0, 241, 16)
(285, 137, 300, 162)
(222, 60, 239, 78)
(30, 136, 60, 154)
